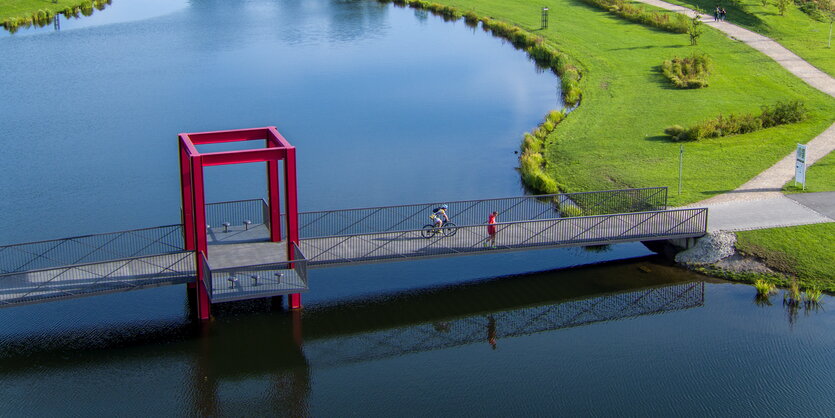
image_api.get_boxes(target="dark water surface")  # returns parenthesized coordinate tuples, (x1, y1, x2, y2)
(1, 0, 833, 416)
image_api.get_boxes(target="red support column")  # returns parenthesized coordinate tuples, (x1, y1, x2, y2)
(192, 157, 211, 320)
(285, 147, 301, 310)
(179, 142, 196, 251)
(267, 159, 282, 242)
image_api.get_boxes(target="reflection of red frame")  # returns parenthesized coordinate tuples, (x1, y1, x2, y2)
(178, 127, 300, 319)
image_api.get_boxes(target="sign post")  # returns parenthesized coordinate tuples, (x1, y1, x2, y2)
(678, 145, 683, 196)
(795, 143, 807, 190)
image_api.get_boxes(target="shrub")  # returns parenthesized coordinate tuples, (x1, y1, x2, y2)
(759, 100, 808, 128)
(542, 120, 555, 132)
(664, 101, 808, 141)
(661, 54, 712, 88)
(664, 125, 686, 140)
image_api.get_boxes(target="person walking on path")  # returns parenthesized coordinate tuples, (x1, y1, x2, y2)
(485, 211, 499, 247)
(720, 8, 726, 22)
(713, 6, 720, 22)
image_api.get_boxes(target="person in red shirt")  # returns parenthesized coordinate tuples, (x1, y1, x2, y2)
(485, 211, 499, 247)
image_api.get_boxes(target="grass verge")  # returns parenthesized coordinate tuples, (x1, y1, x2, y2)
(734, 223, 835, 292)
(783, 148, 835, 192)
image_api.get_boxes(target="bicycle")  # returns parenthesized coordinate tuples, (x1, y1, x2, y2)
(421, 220, 458, 238)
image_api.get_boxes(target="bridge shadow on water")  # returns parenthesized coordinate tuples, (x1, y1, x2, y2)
(0, 257, 705, 414)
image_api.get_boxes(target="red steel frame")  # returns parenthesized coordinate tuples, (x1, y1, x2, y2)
(179, 127, 300, 320)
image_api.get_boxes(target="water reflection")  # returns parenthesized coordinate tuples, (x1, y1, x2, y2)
(299, 281, 704, 367)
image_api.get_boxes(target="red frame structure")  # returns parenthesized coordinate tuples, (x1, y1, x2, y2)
(179, 127, 300, 320)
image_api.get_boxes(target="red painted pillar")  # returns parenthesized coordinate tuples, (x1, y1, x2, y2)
(285, 147, 301, 310)
(267, 159, 282, 242)
(192, 156, 211, 320)
(179, 139, 196, 251)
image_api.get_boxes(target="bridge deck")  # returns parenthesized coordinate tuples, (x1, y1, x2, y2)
(0, 190, 707, 308)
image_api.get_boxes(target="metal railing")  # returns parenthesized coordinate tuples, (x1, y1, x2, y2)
(0, 225, 185, 274)
(206, 199, 270, 230)
(300, 208, 707, 266)
(305, 282, 704, 367)
(200, 251, 212, 301)
(0, 251, 195, 308)
(208, 243, 308, 303)
(298, 187, 668, 238)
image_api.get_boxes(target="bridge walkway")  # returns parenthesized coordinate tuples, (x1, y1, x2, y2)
(0, 188, 707, 308)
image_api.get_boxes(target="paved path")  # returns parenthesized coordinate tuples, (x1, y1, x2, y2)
(633, 0, 835, 230)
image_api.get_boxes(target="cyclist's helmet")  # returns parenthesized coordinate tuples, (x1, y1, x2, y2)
(441, 204, 448, 209)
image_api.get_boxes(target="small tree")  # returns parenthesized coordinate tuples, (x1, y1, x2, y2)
(776, 0, 791, 16)
(688, 15, 703, 45)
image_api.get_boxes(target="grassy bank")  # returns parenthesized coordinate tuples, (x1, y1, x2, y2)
(435, 0, 834, 206)
(733, 223, 835, 292)
(665, 0, 835, 77)
(1, 0, 110, 32)
(783, 149, 835, 192)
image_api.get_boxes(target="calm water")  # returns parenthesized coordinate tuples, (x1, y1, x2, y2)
(1, 0, 833, 416)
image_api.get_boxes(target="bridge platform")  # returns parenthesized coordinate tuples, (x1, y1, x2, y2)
(0, 188, 708, 309)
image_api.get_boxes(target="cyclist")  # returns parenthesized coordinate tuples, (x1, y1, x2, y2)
(430, 204, 449, 230)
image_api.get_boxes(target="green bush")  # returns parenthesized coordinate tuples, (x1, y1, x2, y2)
(661, 54, 712, 89)
(664, 101, 808, 141)
(760, 100, 808, 128)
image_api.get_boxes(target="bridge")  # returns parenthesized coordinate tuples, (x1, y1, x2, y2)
(0, 127, 708, 319)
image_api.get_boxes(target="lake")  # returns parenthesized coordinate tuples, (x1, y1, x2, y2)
(0, 0, 832, 415)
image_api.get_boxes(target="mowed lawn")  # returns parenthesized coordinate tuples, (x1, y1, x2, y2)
(784, 148, 835, 193)
(437, 0, 835, 205)
(736, 223, 835, 291)
(666, 0, 835, 78)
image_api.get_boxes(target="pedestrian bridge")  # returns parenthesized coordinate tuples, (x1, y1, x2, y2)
(0, 188, 707, 309)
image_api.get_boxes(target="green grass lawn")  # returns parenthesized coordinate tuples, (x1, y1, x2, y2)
(0, 0, 88, 21)
(736, 223, 835, 291)
(784, 149, 835, 192)
(439, 0, 835, 206)
(665, 0, 835, 77)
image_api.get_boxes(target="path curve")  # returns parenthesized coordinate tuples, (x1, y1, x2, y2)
(633, 0, 835, 206)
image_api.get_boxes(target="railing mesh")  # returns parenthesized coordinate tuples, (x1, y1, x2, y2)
(207, 243, 308, 303)
(300, 208, 707, 266)
(298, 187, 668, 238)
(0, 225, 185, 274)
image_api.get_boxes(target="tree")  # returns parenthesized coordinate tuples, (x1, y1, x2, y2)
(689, 15, 703, 45)
(776, 0, 792, 16)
